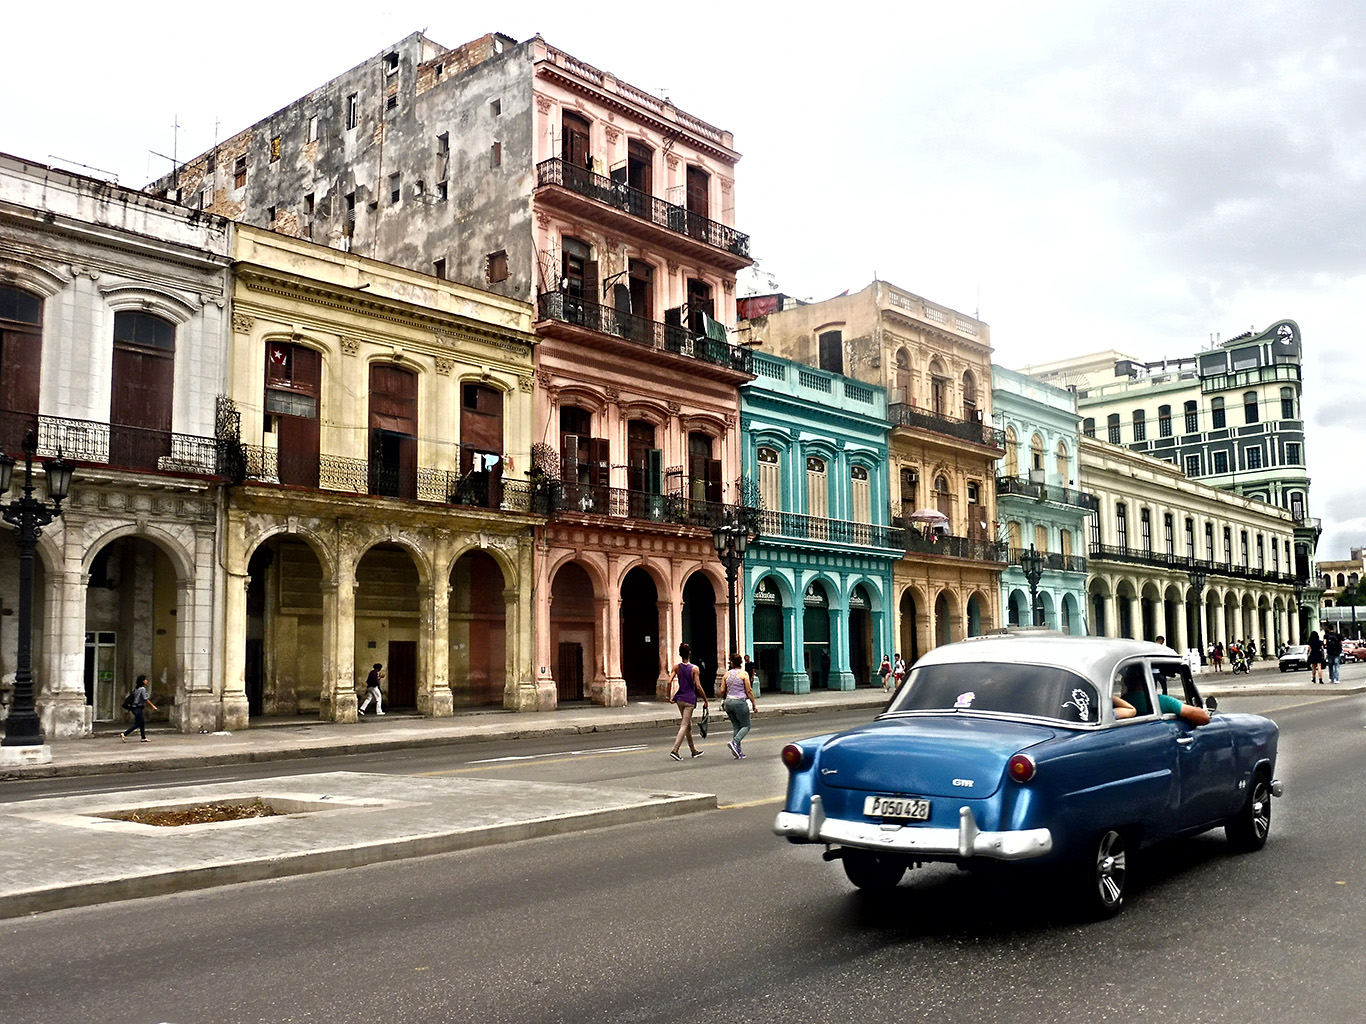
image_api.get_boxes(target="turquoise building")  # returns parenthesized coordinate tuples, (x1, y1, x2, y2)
(741, 353, 901, 692)
(992, 366, 1095, 633)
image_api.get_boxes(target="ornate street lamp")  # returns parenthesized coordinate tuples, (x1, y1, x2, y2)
(711, 510, 756, 661)
(1019, 544, 1045, 627)
(0, 432, 74, 751)
(1188, 566, 1207, 663)
(1344, 582, 1358, 640)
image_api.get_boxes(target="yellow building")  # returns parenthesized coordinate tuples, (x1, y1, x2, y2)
(221, 226, 540, 727)
(740, 280, 1005, 661)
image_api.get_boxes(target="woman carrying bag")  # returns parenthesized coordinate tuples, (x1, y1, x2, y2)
(666, 643, 708, 760)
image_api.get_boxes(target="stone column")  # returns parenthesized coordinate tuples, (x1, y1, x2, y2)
(218, 572, 251, 731)
(780, 593, 809, 693)
(44, 557, 93, 739)
(532, 547, 558, 710)
(320, 570, 358, 722)
(599, 593, 626, 707)
(420, 579, 453, 717)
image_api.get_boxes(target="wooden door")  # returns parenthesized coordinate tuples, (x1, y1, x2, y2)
(387, 641, 417, 708)
(557, 642, 583, 702)
(368, 364, 417, 499)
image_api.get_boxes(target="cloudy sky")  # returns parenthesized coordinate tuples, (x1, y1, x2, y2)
(6, 1, 1363, 556)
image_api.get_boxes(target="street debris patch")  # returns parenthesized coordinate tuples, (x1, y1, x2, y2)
(98, 798, 284, 827)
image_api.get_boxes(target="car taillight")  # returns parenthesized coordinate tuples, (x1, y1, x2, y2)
(781, 743, 806, 770)
(1007, 753, 1036, 783)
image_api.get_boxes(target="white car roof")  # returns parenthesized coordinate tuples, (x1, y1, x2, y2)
(912, 634, 1181, 687)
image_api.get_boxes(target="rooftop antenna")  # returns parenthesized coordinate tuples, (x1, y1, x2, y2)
(46, 156, 118, 181)
(975, 284, 980, 321)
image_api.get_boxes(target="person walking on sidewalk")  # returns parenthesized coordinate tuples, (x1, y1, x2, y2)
(667, 643, 708, 760)
(721, 652, 758, 759)
(878, 655, 892, 692)
(1326, 630, 1343, 683)
(358, 663, 386, 715)
(1307, 631, 1326, 683)
(120, 674, 157, 742)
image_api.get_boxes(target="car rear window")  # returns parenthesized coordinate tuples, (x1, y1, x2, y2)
(889, 663, 1102, 724)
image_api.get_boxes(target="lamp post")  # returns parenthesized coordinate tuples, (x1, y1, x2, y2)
(1019, 544, 1045, 627)
(711, 511, 755, 661)
(1345, 582, 1358, 641)
(1188, 566, 1207, 663)
(0, 432, 74, 751)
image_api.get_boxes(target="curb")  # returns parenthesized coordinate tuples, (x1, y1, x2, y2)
(0, 791, 716, 920)
(1, 698, 890, 782)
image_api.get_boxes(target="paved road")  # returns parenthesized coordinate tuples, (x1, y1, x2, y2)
(4, 693, 1364, 1024)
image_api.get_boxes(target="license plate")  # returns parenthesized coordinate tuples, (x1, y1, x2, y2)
(864, 795, 931, 821)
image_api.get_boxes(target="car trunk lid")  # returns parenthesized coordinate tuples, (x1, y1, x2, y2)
(815, 716, 1056, 799)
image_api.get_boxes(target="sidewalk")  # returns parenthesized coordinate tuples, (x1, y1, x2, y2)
(1, 660, 1358, 783)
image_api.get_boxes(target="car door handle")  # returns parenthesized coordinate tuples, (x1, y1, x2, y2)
(1176, 736, 1194, 746)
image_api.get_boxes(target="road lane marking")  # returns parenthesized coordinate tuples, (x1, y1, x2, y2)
(414, 745, 650, 775)
(717, 796, 785, 810)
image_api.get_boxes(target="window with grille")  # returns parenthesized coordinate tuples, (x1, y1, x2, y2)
(1246, 446, 1263, 470)
(1244, 392, 1259, 424)
(1184, 401, 1198, 433)
(1213, 451, 1229, 474)
(1158, 405, 1171, 437)
(1132, 410, 1146, 441)
(1107, 414, 1120, 444)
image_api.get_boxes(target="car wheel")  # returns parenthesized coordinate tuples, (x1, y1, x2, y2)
(1227, 772, 1273, 852)
(1280, 665, 1288, 672)
(841, 850, 906, 891)
(1076, 829, 1127, 918)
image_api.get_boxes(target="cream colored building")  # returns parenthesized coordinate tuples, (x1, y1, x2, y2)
(741, 280, 1005, 661)
(1081, 434, 1303, 657)
(222, 226, 540, 727)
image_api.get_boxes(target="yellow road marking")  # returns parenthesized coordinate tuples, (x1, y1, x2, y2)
(414, 747, 663, 776)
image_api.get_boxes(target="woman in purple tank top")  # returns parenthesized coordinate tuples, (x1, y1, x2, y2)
(667, 642, 709, 760)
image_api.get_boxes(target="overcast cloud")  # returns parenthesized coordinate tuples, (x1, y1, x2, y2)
(5, 0, 1362, 557)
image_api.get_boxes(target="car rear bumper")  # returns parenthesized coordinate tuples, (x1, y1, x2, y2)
(773, 796, 1053, 861)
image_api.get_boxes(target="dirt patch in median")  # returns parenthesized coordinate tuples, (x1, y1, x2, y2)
(102, 798, 284, 827)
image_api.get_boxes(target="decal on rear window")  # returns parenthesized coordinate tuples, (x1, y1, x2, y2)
(1062, 688, 1092, 721)
(955, 691, 976, 708)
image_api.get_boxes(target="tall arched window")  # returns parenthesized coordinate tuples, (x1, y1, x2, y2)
(1003, 426, 1019, 478)
(962, 370, 978, 421)
(0, 285, 44, 449)
(894, 348, 910, 404)
(935, 474, 951, 519)
(1280, 387, 1296, 420)
(806, 456, 828, 519)
(851, 465, 871, 524)
(265, 341, 321, 487)
(1244, 391, 1259, 424)
(1055, 440, 1070, 482)
(1007, 520, 1022, 552)
(928, 358, 947, 416)
(1030, 434, 1045, 475)
(757, 446, 781, 512)
(111, 310, 176, 469)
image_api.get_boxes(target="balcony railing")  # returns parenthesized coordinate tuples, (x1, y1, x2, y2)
(536, 158, 751, 259)
(899, 526, 1007, 562)
(1087, 545, 1298, 585)
(1006, 547, 1088, 573)
(757, 509, 903, 549)
(888, 402, 1005, 449)
(3, 408, 231, 478)
(995, 475, 1100, 511)
(537, 291, 753, 374)
(239, 445, 548, 514)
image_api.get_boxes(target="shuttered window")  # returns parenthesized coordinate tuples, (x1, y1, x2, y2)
(757, 446, 781, 512)
(851, 465, 870, 524)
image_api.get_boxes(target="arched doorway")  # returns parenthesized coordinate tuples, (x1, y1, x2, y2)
(899, 588, 921, 664)
(752, 577, 784, 693)
(682, 572, 718, 695)
(1007, 589, 1027, 627)
(355, 544, 422, 710)
(966, 593, 984, 636)
(550, 562, 596, 702)
(619, 566, 660, 698)
(803, 581, 831, 688)
(83, 537, 177, 723)
(849, 583, 873, 686)
(244, 535, 324, 716)
(934, 590, 954, 647)
(450, 550, 506, 707)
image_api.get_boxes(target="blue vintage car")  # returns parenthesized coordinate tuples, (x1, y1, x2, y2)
(774, 635, 1281, 916)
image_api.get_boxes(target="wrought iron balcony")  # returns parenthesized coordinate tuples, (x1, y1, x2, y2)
(238, 445, 549, 514)
(536, 158, 751, 260)
(888, 402, 1005, 449)
(3, 408, 231, 479)
(1087, 545, 1298, 585)
(537, 291, 753, 375)
(894, 523, 1007, 562)
(995, 475, 1099, 511)
(756, 509, 903, 550)
(1006, 546, 1088, 573)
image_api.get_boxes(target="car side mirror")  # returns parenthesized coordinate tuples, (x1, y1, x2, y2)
(1204, 696, 1218, 713)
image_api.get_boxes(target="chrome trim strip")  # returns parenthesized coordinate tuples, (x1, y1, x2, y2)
(774, 805, 1053, 861)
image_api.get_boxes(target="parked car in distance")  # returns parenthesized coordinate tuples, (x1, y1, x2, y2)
(1343, 640, 1366, 661)
(774, 635, 1282, 919)
(1279, 644, 1309, 672)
